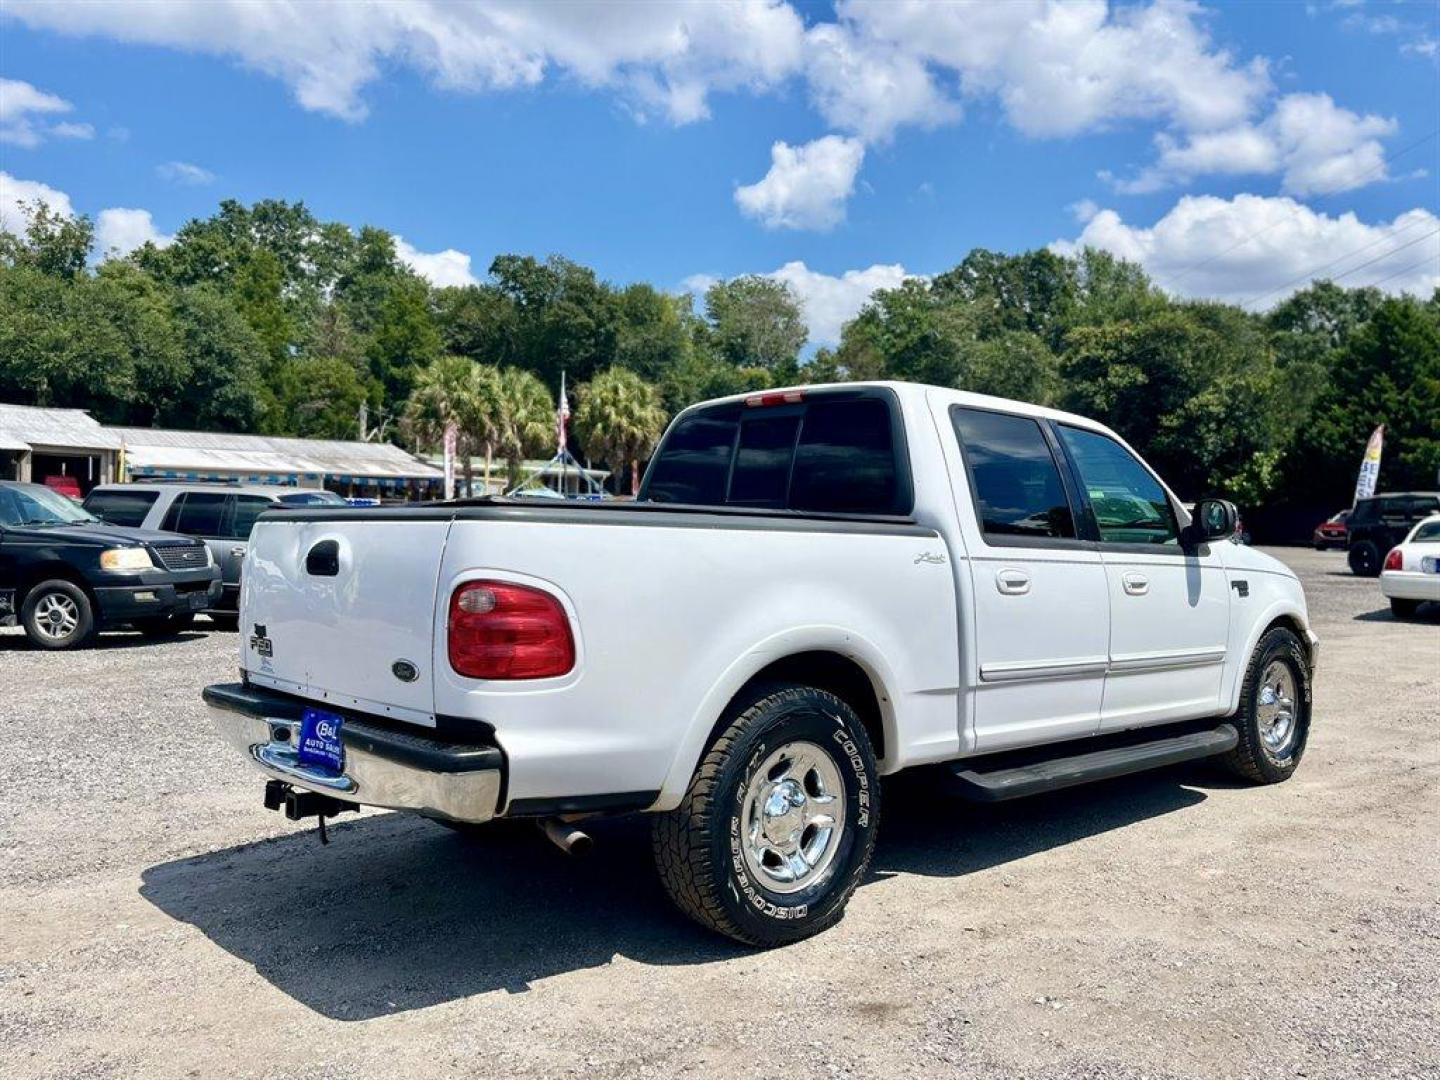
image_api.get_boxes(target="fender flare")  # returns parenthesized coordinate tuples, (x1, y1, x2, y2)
(652, 625, 902, 812)
(1224, 600, 1316, 715)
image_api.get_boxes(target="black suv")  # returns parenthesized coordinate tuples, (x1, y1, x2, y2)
(0, 480, 222, 649)
(1347, 491, 1440, 576)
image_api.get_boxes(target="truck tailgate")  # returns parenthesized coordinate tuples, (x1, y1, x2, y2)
(241, 517, 451, 725)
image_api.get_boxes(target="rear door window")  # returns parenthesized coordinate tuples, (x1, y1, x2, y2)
(951, 408, 1075, 540)
(83, 489, 158, 527)
(163, 492, 229, 537)
(229, 495, 275, 539)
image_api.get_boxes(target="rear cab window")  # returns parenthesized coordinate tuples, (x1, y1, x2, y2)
(641, 390, 910, 516)
(82, 489, 159, 528)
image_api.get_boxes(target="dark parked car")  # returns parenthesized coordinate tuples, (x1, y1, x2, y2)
(1347, 492, 1440, 576)
(0, 480, 221, 649)
(1313, 509, 1350, 550)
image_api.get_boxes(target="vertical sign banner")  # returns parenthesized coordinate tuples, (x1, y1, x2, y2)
(1353, 424, 1384, 504)
(443, 421, 458, 501)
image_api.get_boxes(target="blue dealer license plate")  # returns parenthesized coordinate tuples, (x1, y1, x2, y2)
(298, 709, 345, 774)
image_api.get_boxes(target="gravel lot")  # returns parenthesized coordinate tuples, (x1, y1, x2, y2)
(2, 547, 1437, 1080)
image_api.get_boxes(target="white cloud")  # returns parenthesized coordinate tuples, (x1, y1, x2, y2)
(735, 135, 865, 231)
(803, 22, 959, 143)
(0, 77, 81, 147)
(1053, 194, 1440, 307)
(95, 207, 173, 256)
(767, 260, 910, 346)
(156, 161, 216, 185)
(3, 0, 807, 123)
(49, 121, 95, 140)
(839, 0, 1271, 138)
(0, 172, 76, 231)
(394, 236, 479, 288)
(1116, 92, 1396, 195)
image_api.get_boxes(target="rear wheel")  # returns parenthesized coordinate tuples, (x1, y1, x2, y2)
(1348, 541, 1380, 577)
(21, 579, 96, 650)
(1221, 627, 1311, 784)
(652, 684, 879, 947)
(1390, 598, 1421, 619)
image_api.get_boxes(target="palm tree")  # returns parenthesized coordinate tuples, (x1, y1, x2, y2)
(575, 367, 667, 495)
(494, 367, 554, 487)
(402, 356, 503, 496)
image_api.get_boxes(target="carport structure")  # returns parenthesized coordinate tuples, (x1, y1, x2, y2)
(105, 426, 443, 500)
(0, 403, 122, 496)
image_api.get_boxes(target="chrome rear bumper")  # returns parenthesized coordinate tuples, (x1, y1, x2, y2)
(204, 682, 503, 824)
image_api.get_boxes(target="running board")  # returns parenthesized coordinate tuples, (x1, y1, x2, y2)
(950, 723, 1238, 802)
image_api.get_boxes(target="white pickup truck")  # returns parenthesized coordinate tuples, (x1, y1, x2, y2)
(205, 382, 1318, 946)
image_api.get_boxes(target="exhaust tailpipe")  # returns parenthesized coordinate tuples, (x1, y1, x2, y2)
(539, 818, 593, 857)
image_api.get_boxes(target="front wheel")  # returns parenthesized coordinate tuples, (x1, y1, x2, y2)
(1221, 626, 1312, 784)
(21, 579, 96, 650)
(652, 684, 880, 947)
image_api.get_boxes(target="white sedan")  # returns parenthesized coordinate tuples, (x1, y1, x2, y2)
(1380, 514, 1440, 618)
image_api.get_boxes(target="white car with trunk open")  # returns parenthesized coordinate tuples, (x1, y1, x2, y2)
(204, 381, 1319, 946)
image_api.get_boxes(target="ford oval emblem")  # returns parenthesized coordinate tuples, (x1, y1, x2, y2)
(391, 659, 419, 683)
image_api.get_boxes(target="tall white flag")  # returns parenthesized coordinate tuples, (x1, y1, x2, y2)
(1353, 424, 1384, 504)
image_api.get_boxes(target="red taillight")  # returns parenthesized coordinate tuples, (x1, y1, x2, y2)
(448, 580, 575, 680)
(1383, 547, 1403, 572)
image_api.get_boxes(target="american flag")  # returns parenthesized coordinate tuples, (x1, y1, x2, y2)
(556, 371, 571, 454)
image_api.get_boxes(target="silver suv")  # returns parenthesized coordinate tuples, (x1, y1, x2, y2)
(82, 483, 345, 626)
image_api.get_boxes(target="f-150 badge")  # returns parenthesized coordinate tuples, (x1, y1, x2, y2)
(249, 623, 273, 658)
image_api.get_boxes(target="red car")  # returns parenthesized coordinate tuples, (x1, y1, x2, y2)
(1313, 509, 1350, 550)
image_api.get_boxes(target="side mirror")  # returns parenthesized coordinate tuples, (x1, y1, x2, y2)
(1184, 498, 1238, 545)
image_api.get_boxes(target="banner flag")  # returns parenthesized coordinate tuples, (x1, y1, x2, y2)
(1353, 424, 1384, 504)
(557, 371, 571, 455)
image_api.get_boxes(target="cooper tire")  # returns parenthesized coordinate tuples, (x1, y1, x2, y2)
(652, 684, 880, 947)
(1348, 541, 1380, 577)
(21, 579, 96, 650)
(1390, 598, 1421, 619)
(1221, 626, 1312, 785)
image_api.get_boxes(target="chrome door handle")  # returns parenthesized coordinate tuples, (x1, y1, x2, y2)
(230, 546, 247, 559)
(1122, 572, 1149, 596)
(996, 569, 1030, 595)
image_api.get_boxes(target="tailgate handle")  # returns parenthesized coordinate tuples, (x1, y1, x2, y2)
(305, 540, 340, 577)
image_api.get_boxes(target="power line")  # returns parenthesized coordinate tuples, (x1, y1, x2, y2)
(1241, 226, 1440, 309)
(1364, 251, 1440, 292)
(1152, 128, 1440, 293)
(1236, 215, 1436, 309)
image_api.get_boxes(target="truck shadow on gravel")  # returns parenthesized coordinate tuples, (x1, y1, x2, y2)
(139, 767, 1211, 1020)
(0, 630, 211, 652)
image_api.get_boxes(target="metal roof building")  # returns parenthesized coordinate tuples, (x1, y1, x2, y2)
(106, 427, 443, 492)
(0, 403, 122, 492)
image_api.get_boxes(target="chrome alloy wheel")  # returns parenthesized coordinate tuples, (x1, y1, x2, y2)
(740, 740, 847, 895)
(1256, 660, 1298, 754)
(33, 591, 80, 641)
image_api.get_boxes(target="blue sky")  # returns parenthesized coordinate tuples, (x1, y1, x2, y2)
(1, 0, 1437, 345)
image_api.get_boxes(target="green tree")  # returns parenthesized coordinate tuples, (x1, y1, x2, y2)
(575, 367, 667, 495)
(403, 356, 504, 493)
(367, 273, 442, 405)
(274, 356, 372, 440)
(165, 284, 269, 431)
(0, 201, 93, 278)
(704, 275, 807, 376)
(490, 254, 620, 386)
(494, 367, 554, 486)
(1281, 295, 1440, 505)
